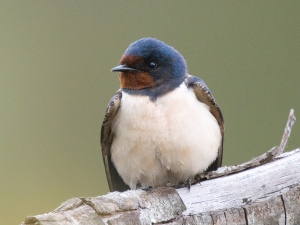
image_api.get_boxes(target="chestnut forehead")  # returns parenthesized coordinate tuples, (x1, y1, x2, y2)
(120, 54, 144, 66)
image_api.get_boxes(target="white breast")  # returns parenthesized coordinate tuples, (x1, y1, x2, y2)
(111, 83, 221, 189)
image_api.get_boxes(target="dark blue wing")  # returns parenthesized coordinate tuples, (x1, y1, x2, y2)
(101, 90, 130, 191)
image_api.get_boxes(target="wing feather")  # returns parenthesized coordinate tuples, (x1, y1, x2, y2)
(185, 75, 224, 171)
(101, 90, 130, 191)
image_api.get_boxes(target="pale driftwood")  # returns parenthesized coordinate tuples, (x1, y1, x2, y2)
(22, 149, 300, 225)
(21, 110, 299, 225)
(278, 109, 296, 155)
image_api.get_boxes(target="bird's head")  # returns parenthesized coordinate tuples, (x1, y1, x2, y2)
(111, 38, 187, 91)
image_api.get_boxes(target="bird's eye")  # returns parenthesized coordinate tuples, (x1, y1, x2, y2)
(147, 61, 157, 70)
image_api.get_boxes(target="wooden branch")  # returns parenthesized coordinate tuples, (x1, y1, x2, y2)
(21, 110, 299, 225)
(278, 109, 296, 155)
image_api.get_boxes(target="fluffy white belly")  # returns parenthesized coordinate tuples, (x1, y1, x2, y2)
(111, 83, 221, 189)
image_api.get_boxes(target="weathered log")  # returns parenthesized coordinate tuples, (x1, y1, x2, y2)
(21, 110, 299, 225)
(21, 149, 300, 225)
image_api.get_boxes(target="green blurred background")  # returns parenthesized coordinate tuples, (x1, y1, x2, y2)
(1, 1, 299, 224)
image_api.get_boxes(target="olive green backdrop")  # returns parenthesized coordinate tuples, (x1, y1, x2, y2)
(1, 1, 299, 224)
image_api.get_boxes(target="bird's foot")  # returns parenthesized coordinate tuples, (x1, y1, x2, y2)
(136, 183, 153, 191)
(141, 186, 153, 191)
(172, 178, 194, 191)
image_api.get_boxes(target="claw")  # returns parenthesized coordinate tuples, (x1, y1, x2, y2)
(141, 186, 153, 191)
(136, 183, 153, 191)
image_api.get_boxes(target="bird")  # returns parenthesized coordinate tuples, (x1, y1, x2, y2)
(101, 38, 224, 192)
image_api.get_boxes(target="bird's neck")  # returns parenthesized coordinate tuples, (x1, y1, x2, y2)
(121, 74, 187, 101)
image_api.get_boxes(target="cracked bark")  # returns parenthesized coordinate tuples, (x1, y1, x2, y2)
(21, 110, 299, 225)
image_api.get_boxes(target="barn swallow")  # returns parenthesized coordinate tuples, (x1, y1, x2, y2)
(101, 38, 224, 192)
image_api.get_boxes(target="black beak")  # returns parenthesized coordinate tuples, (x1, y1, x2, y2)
(111, 65, 138, 72)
